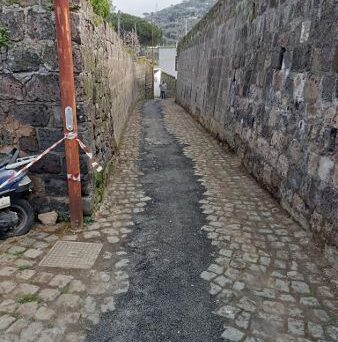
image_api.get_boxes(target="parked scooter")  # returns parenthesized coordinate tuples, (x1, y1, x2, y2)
(0, 148, 37, 171)
(0, 150, 35, 238)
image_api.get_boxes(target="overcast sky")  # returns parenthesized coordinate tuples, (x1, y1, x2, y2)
(113, 0, 183, 16)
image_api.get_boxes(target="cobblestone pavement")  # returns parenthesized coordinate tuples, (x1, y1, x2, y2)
(0, 107, 146, 341)
(87, 100, 224, 342)
(163, 100, 338, 341)
(0, 100, 337, 342)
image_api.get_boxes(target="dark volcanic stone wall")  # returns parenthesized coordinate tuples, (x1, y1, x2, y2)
(0, 0, 147, 215)
(176, 0, 338, 263)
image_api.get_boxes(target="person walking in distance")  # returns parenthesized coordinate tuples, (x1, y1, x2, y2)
(160, 81, 168, 99)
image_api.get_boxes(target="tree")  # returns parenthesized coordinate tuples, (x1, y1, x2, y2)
(110, 12, 163, 46)
(90, 0, 111, 20)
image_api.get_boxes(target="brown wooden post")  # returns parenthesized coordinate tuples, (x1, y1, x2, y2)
(54, 0, 83, 229)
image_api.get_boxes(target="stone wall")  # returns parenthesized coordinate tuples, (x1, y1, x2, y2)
(176, 0, 338, 262)
(0, 0, 147, 215)
(161, 71, 176, 98)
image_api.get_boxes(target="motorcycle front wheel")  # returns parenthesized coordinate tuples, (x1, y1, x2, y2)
(6, 198, 34, 237)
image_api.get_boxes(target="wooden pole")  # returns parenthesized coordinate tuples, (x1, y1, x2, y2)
(54, 0, 83, 229)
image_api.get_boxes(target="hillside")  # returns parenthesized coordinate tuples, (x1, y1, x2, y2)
(144, 0, 217, 45)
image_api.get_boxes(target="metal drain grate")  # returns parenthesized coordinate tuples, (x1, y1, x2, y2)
(39, 241, 103, 269)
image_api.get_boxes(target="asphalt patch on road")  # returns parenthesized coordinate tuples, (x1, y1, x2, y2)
(86, 100, 224, 342)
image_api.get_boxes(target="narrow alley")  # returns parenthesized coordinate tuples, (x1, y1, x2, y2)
(0, 100, 337, 341)
(90, 99, 338, 341)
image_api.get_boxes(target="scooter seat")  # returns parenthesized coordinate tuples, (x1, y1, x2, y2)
(0, 170, 16, 184)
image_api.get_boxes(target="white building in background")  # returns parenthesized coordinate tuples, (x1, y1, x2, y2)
(154, 68, 162, 98)
(158, 46, 177, 79)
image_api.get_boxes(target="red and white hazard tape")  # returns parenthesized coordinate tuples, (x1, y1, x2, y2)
(76, 138, 103, 173)
(0, 132, 102, 190)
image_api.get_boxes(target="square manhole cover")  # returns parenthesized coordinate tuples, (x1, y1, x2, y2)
(39, 241, 103, 269)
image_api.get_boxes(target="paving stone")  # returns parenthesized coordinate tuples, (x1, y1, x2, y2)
(0, 266, 17, 277)
(235, 311, 251, 329)
(201, 271, 217, 281)
(0, 314, 16, 330)
(115, 259, 129, 269)
(221, 326, 245, 341)
(20, 322, 44, 342)
(288, 318, 305, 336)
(6, 318, 28, 334)
(16, 269, 36, 280)
(0, 281, 16, 294)
(84, 296, 96, 314)
(35, 306, 55, 321)
(17, 302, 39, 318)
(299, 297, 320, 307)
(56, 294, 81, 309)
(291, 281, 310, 294)
(327, 326, 338, 341)
(209, 283, 222, 295)
(83, 231, 101, 239)
(275, 279, 290, 292)
(107, 236, 120, 244)
(237, 297, 256, 312)
(14, 283, 40, 295)
(49, 275, 73, 288)
(214, 275, 232, 287)
(313, 309, 330, 322)
(23, 249, 43, 259)
(33, 272, 55, 284)
(68, 280, 86, 293)
(100, 297, 116, 313)
(7, 246, 26, 255)
(233, 281, 245, 291)
(57, 312, 81, 327)
(216, 305, 240, 319)
(39, 288, 60, 301)
(308, 322, 324, 339)
(15, 259, 34, 268)
(0, 299, 17, 314)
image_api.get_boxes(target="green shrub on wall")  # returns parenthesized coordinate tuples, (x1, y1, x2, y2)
(0, 26, 10, 48)
(90, 0, 111, 19)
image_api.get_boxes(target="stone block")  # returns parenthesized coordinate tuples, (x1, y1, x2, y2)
(287, 166, 303, 191)
(83, 196, 94, 216)
(311, 46, 335, 73)
(0, 75, 24, 100)
(319, 187, 338, 220)
(321, 76, 335, 102)
(0, 11, 25, 42)
(49, 197, 69, 215)
(9, 104, 52, 127)
(27, 10, 55, 40)
(31, 153, 62, 174)
(19, 134, 39, 152)
(38, 211, 58, 225)
(7, 44, 42, 72)
(318, 157, 334, 182)
(41, 175, 67, 196)
(291, 45, 311, 72)
(42, 42, 58, 71)
(303, 75, 320, 104)
(25, 74, 60, 102)
(37, 128, 64, 153)
(71, 12, 82, 44)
